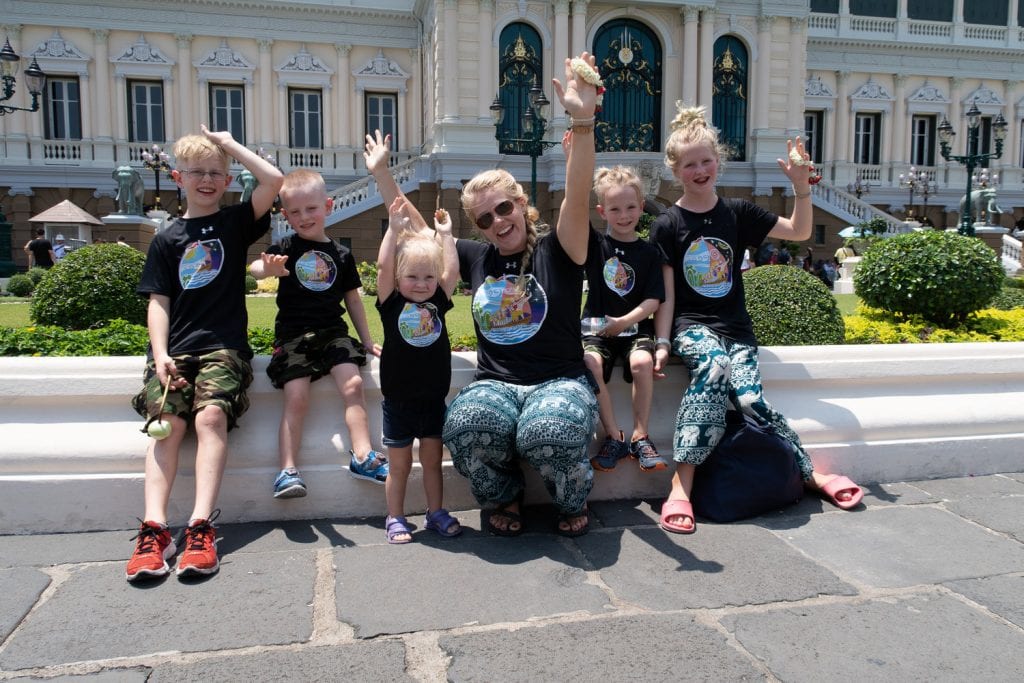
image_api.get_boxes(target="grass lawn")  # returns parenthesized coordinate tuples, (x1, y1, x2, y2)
(3, 292, 859, 337)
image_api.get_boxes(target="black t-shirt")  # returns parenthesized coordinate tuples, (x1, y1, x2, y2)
(137, 201, 269, 358)
(457, 231, 599, 385)
(376, 288, 453, 401)
(27, 238, 55, 268)
(650, 198, 777, 346)
(266, 235, 362, 340)
(582, 232, 666, 336)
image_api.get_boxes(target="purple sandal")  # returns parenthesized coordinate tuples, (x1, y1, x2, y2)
(424, 508, 462, 538)
(385, 515, 413, 544)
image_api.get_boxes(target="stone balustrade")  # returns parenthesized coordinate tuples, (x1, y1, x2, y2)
(2, 343, 1023, 534)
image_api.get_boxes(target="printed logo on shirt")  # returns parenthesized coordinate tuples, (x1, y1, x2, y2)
(471, 274, 548, 345)
(398, 301, 444, 347)
(179, 239, 224, 290)
(603, 256, 635, 296)
(682, 237, 733, 298)
(295, 250, 337, 292)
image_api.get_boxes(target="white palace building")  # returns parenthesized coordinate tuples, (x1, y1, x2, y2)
(3, 0, 1024, 267)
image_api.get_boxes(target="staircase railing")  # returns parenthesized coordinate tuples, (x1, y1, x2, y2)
(811, 181, 908, 234)
(325, 155, 422, 227)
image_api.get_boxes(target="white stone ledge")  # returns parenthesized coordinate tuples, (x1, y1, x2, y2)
(2, 343, 1023, 534)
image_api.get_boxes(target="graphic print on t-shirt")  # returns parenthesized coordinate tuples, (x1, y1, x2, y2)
(398, 301, 443, 347)
(472, 274, 548, 345)
(603, 256, 635, 297)
(179, 239, 223, 290)
(295, 250, 337, 292)
(683, 237, 733, 298)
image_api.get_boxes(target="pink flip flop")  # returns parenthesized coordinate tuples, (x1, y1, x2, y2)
(820, 475, 864, 510)
(659, 499, 696, 534)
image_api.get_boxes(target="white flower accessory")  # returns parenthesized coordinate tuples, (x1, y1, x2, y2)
(789, 148, 812, 167)
(570, 58, 605, 111)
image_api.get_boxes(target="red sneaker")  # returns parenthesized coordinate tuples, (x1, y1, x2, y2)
(176, 511, 220, 578)
(125, 520, 176, 582)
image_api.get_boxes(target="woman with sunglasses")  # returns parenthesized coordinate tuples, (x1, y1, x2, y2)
(442, 52, 602, 538)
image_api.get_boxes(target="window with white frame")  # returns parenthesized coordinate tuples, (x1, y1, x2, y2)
(289, 88, 323, 149)
(128, 80, 165, 143)
(44, 77, 81, 140)
(366, 93, 397, 150)
(209, 84, 245, 144)
(804, 111, 824, 163)
(910, 114, 936, 167)
(854, 112, 880, 165)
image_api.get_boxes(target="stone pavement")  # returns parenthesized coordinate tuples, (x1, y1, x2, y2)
(1, 473, 1023, 682)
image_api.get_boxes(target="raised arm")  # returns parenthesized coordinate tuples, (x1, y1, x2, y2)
(364, 130, 432, 237)
(376, 196, 411, 303)
(201, 124, 284, 219)
(435, 208, 459, 298)
(768, 136, 813, 241)
(552, 52, 599, 264)
(249, 252, 290, 280)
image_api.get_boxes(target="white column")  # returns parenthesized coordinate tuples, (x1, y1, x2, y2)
(4, 26, 28, 142)
(244, 80, 255, 147)
(553, 0, 570, 123)
(398, 88, 408, 152)
(1006, 80, 1020, 170)
(277, 81, 288, 148)
(787, 18, 806, 132)
(409, 47, 421, 149)
(571, 0, 589, 57)
(176, 34, 193, 136)
(892, 74, 907, 166)
(258, 39, 274, 147)
(835, 70, 850, 163)
(755, 16, 772, 131)
(335, 44, 352, 148)
(92, 30, 112, 140)
(699, 9, 715, 109)
(478, 0, 495, 122)
(114, 75, 127, 142)
(443, 0, 458, 121)
(681, 6, 699, 106)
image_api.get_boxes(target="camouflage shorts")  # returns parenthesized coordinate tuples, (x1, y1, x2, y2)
(131, 349, 254, 431)
(582, 333, 656, 384)
(266, 327, 367, 389)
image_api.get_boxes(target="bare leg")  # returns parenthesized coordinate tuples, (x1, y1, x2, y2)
(418, 437, 444, 512)
(329, 363, 374, 459)
(628, 349, 654, 442)
(143, 413, 188, 524)
(279, 377, 311, 470)
(385, 444, 413, 534)
(190, 404, 229, 521)
(664, 462, 696, 532)
(585, 351, 619, 437)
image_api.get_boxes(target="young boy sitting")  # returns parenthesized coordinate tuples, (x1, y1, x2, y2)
(250, 169, 388, 499)
(127, 125, 283, 582)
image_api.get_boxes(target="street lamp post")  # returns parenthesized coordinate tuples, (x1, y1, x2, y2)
(937, 100, 1008, 236)
(140, 145, 173, 213)
(1, 37, 46, 116)
(490, 80, 560, 205)
(898, 166, 938, 224)
(846, 173, 870, 199)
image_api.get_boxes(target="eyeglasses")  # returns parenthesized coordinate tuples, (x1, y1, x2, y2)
(475, 200, 515, 230)
(182, 169, 227, 181)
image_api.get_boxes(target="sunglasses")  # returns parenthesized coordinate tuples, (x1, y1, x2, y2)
(475, 200, 515, 230)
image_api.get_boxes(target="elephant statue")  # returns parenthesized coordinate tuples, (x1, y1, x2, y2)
(959, 187, 1003, 227)
(112, 165, 145, 215)
(238, 170, 258, 203)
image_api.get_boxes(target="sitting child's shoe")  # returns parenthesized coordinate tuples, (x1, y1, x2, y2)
(125, 520, 176, 582)
(349, 449, 389, 484)
(631, 436, 668, 471)
(273, 467, 307, 499)
(591, 431, 629, 472)
(176, 511, 220, 578)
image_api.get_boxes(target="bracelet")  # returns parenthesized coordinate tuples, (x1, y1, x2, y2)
(656, 337, 671, 348)
(793, 189, 811, 199)
(570, 116, 595, 126)
(570, 124, 594, 135)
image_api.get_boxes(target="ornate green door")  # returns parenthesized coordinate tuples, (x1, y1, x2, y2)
(593, 20, 662, 152)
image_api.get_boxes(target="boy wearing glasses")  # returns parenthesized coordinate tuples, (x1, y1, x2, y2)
(249, 168, 389, 500)
(127, 125, 283, 582)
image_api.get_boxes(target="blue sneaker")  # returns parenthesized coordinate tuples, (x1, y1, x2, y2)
(349, 449, 389, 484)
(631, 436, 668, 472)
(591, 431, 629, 472)
(273, 468, 307, 498)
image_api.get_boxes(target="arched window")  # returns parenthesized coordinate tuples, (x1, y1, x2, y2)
(497, 23, 543, 156)
(592, 19, 662, 152)
(712, 36, 749, 161)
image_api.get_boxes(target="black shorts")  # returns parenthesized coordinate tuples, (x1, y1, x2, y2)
(582, 333, 655, 384)
(382, 398, 447, 448)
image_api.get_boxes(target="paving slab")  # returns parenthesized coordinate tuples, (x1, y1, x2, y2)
(0, 567, 50, 642)
(941, 495, 1024, 543)
(907, 473, 1024, 499)
(0, 530, 129, 568)
(148, 642, 412, 682)
(859, 481, 940, 507)
(335, 536, 608, 638)
(0, 551, 316, 671)
(774, 506, 1024, 589)
(8, 671, 150, 682)
(440, 613, 764, 682)
(576, 526, 855, 610)
(945, 574, 1024, 629)
(721, 593, 1024, 681)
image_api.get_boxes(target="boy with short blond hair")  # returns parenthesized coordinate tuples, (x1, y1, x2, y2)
(127, 125, 283, 582)
(250, 168, 388, 500)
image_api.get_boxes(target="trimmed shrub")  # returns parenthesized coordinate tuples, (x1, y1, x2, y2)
(245, 274, 258, 293)
(6, 274, 34, 297)
(26, 267, 48, 285)
(357, 260, 378, 296)
(854, 231, 1003, 326)
(988, 286, 1024, 311)
(0, 319, 149, 356)
(743, 265, 845, 345)
(30, 243, 147, 330)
